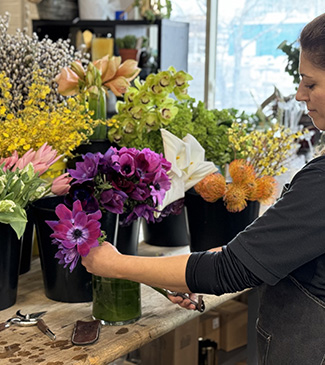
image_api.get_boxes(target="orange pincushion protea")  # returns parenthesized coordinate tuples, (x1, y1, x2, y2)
(223, 183, 249, 212)
(194, 173, 226, 202)
(249, 175, 277, 204)
(228, 159, 256, 184)
(194, 159, 278, 213)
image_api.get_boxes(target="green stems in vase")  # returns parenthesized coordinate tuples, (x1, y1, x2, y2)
(92, 276, 141, 326)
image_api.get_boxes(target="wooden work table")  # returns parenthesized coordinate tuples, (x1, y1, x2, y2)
(0, 243, 242, 365)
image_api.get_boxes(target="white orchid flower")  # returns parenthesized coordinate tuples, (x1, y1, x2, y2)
(158, 129, 217, 212)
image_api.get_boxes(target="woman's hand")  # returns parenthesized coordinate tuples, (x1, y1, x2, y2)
(81, 241, 121, 278)
(167, 292, 198, 311)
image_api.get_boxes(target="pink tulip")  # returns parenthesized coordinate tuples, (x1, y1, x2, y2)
(13, 143, 61, 175)
(13, 149, 36, 171)
(51, 173, 73, 195)
(0, 151, 19, 171)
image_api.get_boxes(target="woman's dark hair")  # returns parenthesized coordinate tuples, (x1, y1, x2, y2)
(300, 13, 325, 70)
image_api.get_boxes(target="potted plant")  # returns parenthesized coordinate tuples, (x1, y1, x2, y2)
(115, 35, 140, 63)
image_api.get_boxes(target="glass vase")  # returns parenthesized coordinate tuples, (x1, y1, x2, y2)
(88, 88, 108, 140)
(92, 213, 141, 325)
(92, 276, 141, 325)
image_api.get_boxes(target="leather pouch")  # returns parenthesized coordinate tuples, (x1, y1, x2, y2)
(71, 320, 101, 345)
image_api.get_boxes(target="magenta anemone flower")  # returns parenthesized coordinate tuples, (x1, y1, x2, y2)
(46, 200, 102, 272)
(119, 152, 136, 177)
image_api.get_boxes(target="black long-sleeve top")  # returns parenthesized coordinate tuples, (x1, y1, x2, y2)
(186, 156, 325, 301)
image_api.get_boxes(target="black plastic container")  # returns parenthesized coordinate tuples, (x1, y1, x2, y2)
(185, 189, 260, 252)
(32, 196, 92, 303)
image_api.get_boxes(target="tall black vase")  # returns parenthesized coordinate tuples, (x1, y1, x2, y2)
(32, 196, 92, 303)
(0, 223, 22, 310)
(185, 189, 260, 252)
(142, 208, 190, 247)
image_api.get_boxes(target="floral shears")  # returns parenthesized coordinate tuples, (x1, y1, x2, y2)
(153, 288, 205, 313)
(0, 310, 56, 340)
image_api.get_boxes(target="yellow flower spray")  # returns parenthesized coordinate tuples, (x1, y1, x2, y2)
(0, 71, 101, 158)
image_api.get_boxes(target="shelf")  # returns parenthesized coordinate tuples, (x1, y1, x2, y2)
(32, 19, 189, 73)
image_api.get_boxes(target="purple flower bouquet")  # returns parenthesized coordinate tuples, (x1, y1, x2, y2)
(47, 146, 172, 272)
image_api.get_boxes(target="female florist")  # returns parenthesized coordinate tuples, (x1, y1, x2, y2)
(0, 11, 313, 365)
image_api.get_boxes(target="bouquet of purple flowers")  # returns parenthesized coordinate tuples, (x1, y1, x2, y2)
(65, 146, 172, 225)
(46, 146, 172, 271)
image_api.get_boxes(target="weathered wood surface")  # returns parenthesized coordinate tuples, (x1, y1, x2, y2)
(0, 243, 241, 365)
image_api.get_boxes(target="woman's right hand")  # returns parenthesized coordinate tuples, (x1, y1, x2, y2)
(81, 241, 121, 278)
(167, 292, 198, 311)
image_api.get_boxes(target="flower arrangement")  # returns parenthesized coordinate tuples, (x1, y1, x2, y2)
(194, 122, 305, 213)
(65, 145, 172, 225)
(0, 71, 99, 157)
(46, 145, 172, 271)
(195, 159, 277, 213)
(0, 143, 69, 238)
(55, 55, 140, 139)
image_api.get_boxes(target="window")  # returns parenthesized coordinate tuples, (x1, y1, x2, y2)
(171, 0, 325, 114)
(170, 0, 207, 102)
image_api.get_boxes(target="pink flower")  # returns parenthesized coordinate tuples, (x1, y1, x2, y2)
(14, 143, 61, 175)
(54, 62, 83, 96)
(51, 173, 73, 196)
(46, 200, 102, 272)
(0, 151, 19, 171)
(93, 55, 140, 97)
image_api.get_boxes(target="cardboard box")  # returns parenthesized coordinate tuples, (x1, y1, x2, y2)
(217, 299, 248, 352)
(139, 316, 199, 365)
(199, 309, 220, 345)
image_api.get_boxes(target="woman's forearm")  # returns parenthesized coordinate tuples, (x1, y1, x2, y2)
(116, 254, 192, 292)
(81, 242, 192, 292)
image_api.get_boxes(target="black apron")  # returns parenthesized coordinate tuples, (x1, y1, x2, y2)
(256, 275, 325, 364)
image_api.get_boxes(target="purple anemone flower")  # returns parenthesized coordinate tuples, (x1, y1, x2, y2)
(64, 182, 99, 213)
(129, 182, 151, 201)
(100, 189, 128, 214)
(155, 198, 185, 223)
(123, 204, 156, 225)
(52, 239, 80, 273)
(68, 152, 102, 183)
(46, 200, 102, 272)
(99, 147, 120, 174)
(150, 169, 171, 205)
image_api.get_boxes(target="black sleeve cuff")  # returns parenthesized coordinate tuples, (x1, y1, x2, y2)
(186, 246, 263, 295)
